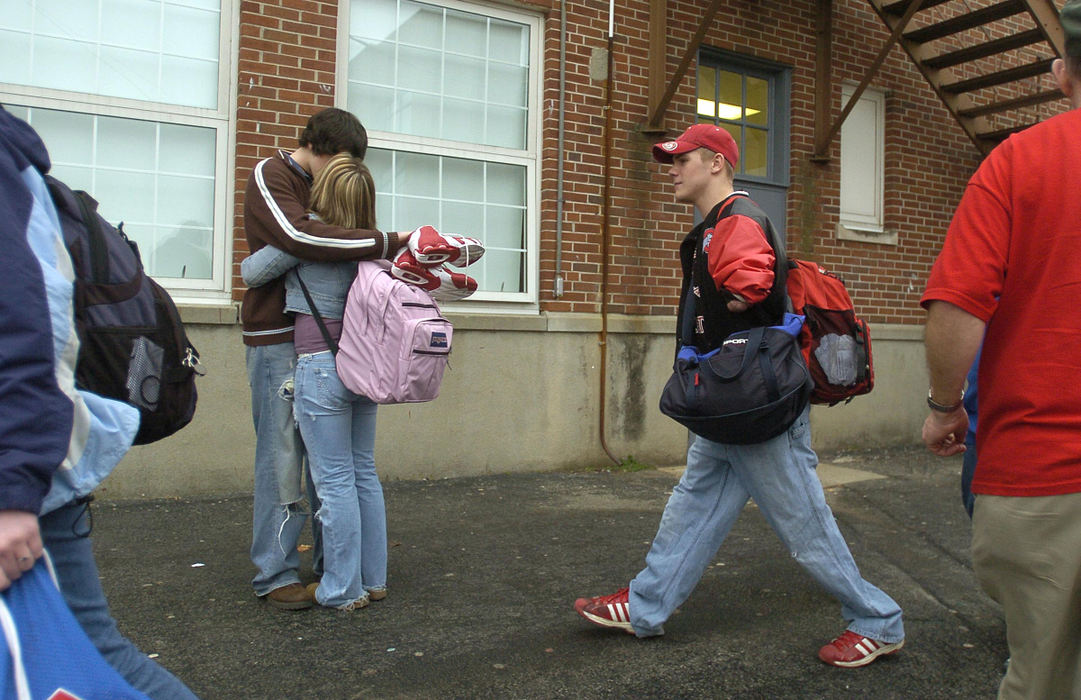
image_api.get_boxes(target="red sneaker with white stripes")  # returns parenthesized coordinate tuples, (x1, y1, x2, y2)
(573, 587, 635, 634)
(818, 630, 904, 667)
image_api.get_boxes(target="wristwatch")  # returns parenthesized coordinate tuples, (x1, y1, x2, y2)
(927, 388, 964, 413)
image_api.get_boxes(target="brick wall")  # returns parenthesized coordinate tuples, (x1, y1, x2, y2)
(232, 0, 1069, 324)
(233, 0, 339, 302)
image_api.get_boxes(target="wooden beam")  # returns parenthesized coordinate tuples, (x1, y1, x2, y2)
(644, 0, 667, 134)
(813, 0, 925, 161)
(812, 0, 833, 162)
(645, 0, 726, 131)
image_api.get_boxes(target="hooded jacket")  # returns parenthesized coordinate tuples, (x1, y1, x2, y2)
(0, 106, 139, 516)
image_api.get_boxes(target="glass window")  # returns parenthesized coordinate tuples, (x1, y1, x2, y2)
(839, 85, 890, 243)
(1, 0, 231, 296)
(348, 0, 538, 303)
(696, 65, 771, 178)
(1, 0, 221, 109)
(696, 50, 791, 236)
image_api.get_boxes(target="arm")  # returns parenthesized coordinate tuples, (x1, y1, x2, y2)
(245, 157, 405, 262)
(242, 244, 301, 287)
(0, 115, 75, 587)
(707, 214, 775, 312)
(921, 301, 985, 456)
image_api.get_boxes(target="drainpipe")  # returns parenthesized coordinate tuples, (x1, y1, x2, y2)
(553, 0, 567, 297)
(598, 1, 620, 467)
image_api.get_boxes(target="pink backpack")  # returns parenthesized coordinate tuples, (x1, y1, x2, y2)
(336, 260, 453, 404)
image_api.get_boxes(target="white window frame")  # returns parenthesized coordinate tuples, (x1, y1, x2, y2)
(0, 1, 238, 303)
(338, 0, 542, 310)
(838, 84, 892, 244)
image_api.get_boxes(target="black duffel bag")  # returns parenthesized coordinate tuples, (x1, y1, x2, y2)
(659, 322, 812, 445)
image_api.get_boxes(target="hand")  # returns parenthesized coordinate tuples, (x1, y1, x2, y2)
(922, 408, 969, 457)
(726, 294, 749, 313)
(0, 510, 43, 591)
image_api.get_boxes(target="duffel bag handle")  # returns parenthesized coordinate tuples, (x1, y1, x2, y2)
(711, 326, 783, 403)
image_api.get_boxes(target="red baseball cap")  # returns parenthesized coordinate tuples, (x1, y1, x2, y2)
(652, 123, 739, 167)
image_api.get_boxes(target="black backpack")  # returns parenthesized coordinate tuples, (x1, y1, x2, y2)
(46, 175, 204, 445)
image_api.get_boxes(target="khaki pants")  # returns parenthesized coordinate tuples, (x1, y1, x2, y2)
(973, 492, 1081, 700)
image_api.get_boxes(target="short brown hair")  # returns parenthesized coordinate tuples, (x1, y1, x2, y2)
(299, 108, 368, 159)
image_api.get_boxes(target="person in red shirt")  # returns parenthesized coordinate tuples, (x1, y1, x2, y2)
(574, 123, 904, 668)
(921, 3, 1081, 696)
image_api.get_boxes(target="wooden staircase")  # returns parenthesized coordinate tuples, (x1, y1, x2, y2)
(866, 0, 1068, 154)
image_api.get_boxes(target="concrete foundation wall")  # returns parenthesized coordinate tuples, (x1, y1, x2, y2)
(99, 315, 928, 500)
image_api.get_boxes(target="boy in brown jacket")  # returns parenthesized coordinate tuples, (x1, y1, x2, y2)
(242, 108, 407, 610)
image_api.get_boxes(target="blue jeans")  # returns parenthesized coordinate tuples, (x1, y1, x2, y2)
(246, 342, 322, 596)
(40, 502, 200, 700)
(293, 352, 387, 609)
(628, 407, 904, 642)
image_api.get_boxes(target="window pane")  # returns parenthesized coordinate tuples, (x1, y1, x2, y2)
(445, 54, 486, 100)
(488, 63, 527, 107)
(395, 152, 439, 196)
(445, 10, 485, 57)
(103, 0, 160, 53)
(485, 104, 525, 149)
(396, 90, 441, 134)
(159, 123, 216, 176)
(348, 82, 395, 132)
(443, 200, 483, 236)
(488, 19, 526, 64)
(352, 0, 398, 41)
(393, 194, 439, 230)
(350, 38, 396, 81)
(163, 4, 219, 60)
(29, 109, 94, 164)
(0, 0, 221, 109)
(398, 45, 442, 92)
(744, 127, 768, 178)
(484, 204, 524, 249)
(718, 71, 742, 121)
(442, 157, 483, 200)
(486, 163, 524, 205)
(697, 65, 716, 119)
(399, 2, 443, 48)
(97, 117, 157, 170)
(481, 248, 523, 293)
(443, 98, 485, 142)
(746, 77, 769, 126)
(366, 148, 394, 185)
(152, 223, 213, 279)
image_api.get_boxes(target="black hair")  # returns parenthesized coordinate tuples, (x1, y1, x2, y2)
(1068, 55, 1081, 82)
(299, 108, 368, 159)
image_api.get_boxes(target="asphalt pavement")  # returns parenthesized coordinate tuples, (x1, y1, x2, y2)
(91, 445, 1007, 699)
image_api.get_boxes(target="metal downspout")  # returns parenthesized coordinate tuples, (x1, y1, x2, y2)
(553, 0, 567, 297)
(598, 7, 619, 467)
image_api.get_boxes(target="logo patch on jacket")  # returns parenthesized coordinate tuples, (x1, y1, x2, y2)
(702, 228, 714, 252)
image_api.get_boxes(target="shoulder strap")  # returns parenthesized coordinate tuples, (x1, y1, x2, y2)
(292, 270, 339, 355)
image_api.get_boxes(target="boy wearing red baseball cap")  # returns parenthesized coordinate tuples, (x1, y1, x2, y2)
(574, 121, 905, 669)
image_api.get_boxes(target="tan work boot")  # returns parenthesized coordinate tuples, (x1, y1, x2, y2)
(265, 582, 313, 610)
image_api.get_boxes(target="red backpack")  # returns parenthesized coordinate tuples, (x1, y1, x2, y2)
(785, 259, 874, 405)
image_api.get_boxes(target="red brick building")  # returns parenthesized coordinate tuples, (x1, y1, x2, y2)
(1, 0, 1070, 495)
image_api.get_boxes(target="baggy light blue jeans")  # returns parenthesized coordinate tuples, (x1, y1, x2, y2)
(293, 351, 387, 609)
(246, 342, 322, 596)
(41, 502, 200, 700)
(628, 406, 904, 642)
